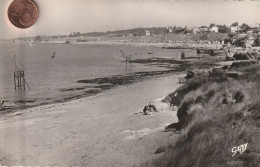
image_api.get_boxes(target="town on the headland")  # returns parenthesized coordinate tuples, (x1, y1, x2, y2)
(6, 22, 260, 49)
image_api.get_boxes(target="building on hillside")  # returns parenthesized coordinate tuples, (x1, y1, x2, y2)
(251, 28, 259, 34)
(209, 25, 219, 33)
(245, 36, 255, 48)
(176, 27, 184, 34)
(249, 23, 260, 29)
(199, 26, 208, 33)
(192, 27, 200, 34)
(185, 27, 192, 34)
(145, 30, 151, 36)
(246, 30, 254, 34)
(247, 24, 260, 34)
(230, 26, 240, 33)
(167, 26, 174, 33)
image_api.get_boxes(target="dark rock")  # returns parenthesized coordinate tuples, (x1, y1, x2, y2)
(225, 71, 244, 79)
(142, 104, 158, 115)
(233, 52, 250, 60)
(154, 147, 166, 154)
(226, 56, 235, 61)
(185, 70, 197, 80)
(231, 60, 257, 69)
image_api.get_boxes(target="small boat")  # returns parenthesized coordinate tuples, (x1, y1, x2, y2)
(51, 51, 56, 59)
(0, 99, 4, 106)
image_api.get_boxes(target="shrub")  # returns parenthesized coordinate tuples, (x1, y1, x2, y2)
(145, 64, 260, 167)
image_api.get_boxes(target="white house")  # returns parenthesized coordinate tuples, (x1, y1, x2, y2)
(245, 36, 255, 48)
(249, 23, 260, 29)
(231, 26, 240, 33)
(209, 26, 219, 33)
(167, 26, 174, 33)
(247, 30, 254, 34)
(145, 30, 151, 36)
(199, 27, 208, 33)
(192, 27, 200, 34)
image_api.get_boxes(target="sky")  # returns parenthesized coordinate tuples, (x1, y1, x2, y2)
(1, 0, 260, 39)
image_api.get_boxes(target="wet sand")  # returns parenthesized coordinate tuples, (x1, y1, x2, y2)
(0, 74, 182, 166)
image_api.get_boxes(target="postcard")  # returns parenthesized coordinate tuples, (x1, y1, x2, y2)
(0, 0, 260, 166)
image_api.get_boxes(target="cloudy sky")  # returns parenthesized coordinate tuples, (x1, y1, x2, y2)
(1, 0, 260, 39)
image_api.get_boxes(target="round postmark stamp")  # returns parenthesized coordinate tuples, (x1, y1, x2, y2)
(8, 0, 39, 29)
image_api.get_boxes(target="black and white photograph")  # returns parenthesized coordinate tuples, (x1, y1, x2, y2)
(0, 0, 260, 166)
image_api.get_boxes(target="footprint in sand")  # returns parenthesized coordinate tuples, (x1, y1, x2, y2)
(122, 128, 152, 140)
(47, 109, 68, 115)
(23, 118, 49, 126)
(122, 123, 170, 140)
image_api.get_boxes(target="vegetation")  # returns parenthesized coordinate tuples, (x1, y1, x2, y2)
(142, 64, 260, 167)
(231, 22, 239, 27)
(12, 22, 259, 44)
(218, 25, 230, 33)
(240, 23, 250, 33)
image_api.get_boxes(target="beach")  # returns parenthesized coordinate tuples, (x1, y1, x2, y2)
(1, 36, 259, 167)
(0, 74, 181, 166)
(2, 0, 260, 166)
(2, 32, 258, 167)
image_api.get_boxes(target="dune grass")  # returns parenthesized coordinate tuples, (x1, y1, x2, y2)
(141, 64, 260, 167)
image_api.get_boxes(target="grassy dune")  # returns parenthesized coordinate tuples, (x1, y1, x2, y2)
(143, 64, 260, 167)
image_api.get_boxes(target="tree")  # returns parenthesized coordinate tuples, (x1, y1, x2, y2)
(184, 26, 192, 34)
(240, 23, 250, 33)
(34, 35, 42, 42)
(209, 23, 215, 28)
(175, 27, 184, 34)
(231, 22, 239, 27)
(218, 25, 229, 33)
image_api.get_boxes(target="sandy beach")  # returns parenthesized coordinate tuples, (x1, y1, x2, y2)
(0, 74, 181, 166)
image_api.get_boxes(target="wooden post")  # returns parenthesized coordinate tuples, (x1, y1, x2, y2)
(14, 72, 16, 90)
(14, 70, 27, 90)
(181, 50, 185, 59)
(23, 74, 26, 90)
(125, 56, 128, 69)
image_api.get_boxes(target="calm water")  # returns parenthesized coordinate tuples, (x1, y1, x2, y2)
(0, 42, 194, 108)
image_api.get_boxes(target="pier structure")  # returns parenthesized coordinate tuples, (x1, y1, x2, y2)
(13, 55, 30, 91)
(112, 50, 135, 69)
(14, 70, 26, 90)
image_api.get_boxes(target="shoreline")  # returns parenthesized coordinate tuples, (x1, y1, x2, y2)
(0, 56, 188, 116)
(0, 73, 183, 166)
(9, 39, 224, 50)
(0, 71, 183, 117)
(44, 40, 223, 50)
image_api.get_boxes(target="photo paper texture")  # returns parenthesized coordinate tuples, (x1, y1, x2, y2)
(0, 0, 260, 166)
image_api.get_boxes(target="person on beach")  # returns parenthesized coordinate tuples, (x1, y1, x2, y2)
(181, 50, 185, 59)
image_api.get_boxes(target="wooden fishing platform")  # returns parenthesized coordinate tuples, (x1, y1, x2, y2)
(14, 70, 25, 90)
(14, 70, 30, 90)
(13, 55, 30, 91)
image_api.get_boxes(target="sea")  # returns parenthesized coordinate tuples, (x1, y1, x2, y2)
(0, 42, 195, 110)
